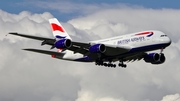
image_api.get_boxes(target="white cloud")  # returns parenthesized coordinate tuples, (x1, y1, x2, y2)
(1, 3, 180, 101)
(76, 90, 127, 101)
(161, 93, 180, 101)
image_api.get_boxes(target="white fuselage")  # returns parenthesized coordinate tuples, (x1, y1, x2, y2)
(60, 30, 171, 61)
(91, 30, 170, 50)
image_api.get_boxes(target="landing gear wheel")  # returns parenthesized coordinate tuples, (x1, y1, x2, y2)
(118, 63, 122, 67)
(95, 59, 117, 68)
(107, 63, 111, 67)
(95, 60, 104, 66)
(122, 64, 127, 68)
(103, 63, 108, 67)
(113, 64, 116, 68)
(118, 59, 127, 68)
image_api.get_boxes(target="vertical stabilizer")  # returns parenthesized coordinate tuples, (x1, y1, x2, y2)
(49, 18, 71, 40)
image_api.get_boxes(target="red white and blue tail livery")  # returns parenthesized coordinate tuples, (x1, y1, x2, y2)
(49, 18, 72, 40)
(9, 18, 171, 68)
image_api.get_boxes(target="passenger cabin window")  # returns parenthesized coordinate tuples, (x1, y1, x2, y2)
(160, 35, 167, 37)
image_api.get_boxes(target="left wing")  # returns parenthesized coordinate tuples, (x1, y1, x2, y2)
(8, 32, 90, 54)
(9, 32, 130, 57)
(9, 32, 54, 41)
(9, 32, 56, 46)
(8, 32, 91, 55)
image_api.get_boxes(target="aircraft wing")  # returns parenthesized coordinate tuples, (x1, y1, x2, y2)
(9, 32, 56, 46)
(23, 48, 65, 58)
(124, 52, 146, 62)
(9, 32, 90, 54)
(9, 32, 54, 41)
(9, 32, 130, 57)
(70, 41, 130, 57)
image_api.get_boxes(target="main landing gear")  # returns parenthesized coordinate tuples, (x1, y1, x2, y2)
(118, 64, 127, 68)
(118, 60, 127, 68)
(95, 60, 127, 68)
(95, 60, 116, 68)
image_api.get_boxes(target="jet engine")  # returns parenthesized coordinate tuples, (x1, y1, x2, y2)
(54, 39, 72, 49)
(152, 53, 165, 64)
(89, 44, 106, 53)
(144, 53, 166, 64)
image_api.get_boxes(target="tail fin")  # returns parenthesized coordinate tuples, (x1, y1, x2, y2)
(49, 18, 72, 40)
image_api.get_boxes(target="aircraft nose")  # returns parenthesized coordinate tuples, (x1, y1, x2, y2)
(166, 37, 171, 46)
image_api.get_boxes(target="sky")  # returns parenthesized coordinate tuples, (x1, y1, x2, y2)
(1, 0, 180, 101)
(1, 0, 180, 21)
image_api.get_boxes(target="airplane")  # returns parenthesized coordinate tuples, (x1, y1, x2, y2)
(9, 18, 171, 68)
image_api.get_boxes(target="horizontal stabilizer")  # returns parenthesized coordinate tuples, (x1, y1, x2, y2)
(23, 48, 65, 58)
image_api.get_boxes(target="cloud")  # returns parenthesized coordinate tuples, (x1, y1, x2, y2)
(1, 3, 180, 101)
(0, 10, 80, 101)
(76, 90, 127, 101)
(161, 93, 180, 101)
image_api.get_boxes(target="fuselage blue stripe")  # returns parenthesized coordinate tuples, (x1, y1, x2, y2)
(129, 43, 170, 52)
(75, 43, 170, 62)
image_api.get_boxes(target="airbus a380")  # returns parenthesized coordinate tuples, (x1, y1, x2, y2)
(9, 18, 171, 68)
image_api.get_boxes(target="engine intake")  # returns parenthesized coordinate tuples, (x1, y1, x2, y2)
(152, 53, 166, 64)
(144, 53, 166, 64)
(55, 39, 72, 49)
(89, 44, 106, 53)
(144, 53, 159, 63)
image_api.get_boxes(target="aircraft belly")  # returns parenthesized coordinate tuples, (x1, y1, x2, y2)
(104, 46, 129, 56)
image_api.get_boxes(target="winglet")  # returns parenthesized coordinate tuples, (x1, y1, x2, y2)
(49, 18, 72, 40)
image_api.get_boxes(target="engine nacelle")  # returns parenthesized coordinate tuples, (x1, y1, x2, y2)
(144, 53, 166, 64)
(144, 53, 160, 63)
(152, 53, 166, 64)
(55, 39, 72, 49)
(89, 44, 106, 53)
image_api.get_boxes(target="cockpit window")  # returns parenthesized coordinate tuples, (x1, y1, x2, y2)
(160, 35, 167, 37)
